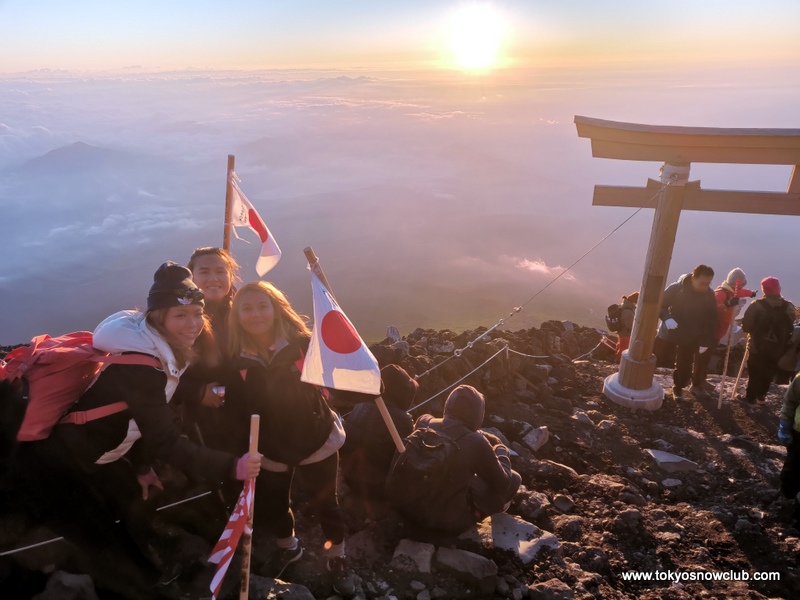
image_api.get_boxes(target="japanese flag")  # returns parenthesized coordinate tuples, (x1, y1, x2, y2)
(301, 271, 381, 395)
(230, 178, 281, 276)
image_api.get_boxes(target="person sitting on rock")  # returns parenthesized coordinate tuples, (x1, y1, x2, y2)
(388, 384, 521, 534)
(740, 277, 796, 405)
(340, 364, 418, 498)
(657, 264, 719, 401)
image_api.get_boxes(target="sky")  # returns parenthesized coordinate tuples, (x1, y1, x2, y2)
(1, 2, 799, 344)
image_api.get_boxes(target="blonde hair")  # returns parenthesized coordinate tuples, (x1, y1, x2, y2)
(228, 281, 310, 357)
(146, 307, 211, 369)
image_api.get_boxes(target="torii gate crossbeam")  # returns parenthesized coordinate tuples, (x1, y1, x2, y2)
(575, 116, 800, 410)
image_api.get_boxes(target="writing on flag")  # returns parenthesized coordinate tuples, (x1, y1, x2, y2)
(301, 271, 381, 395)
(229, 176, 281, 277)
(208, 479, 254, 600)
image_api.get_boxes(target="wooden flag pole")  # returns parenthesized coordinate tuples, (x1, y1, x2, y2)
(303, 247, 405, 454)
(717, 282, 741, 410)
(731, 341, 750, 402)
(239, 414, 259, 600)
(223, 155, 236, 252)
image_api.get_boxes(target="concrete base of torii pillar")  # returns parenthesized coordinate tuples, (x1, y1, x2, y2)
(603, 351, 663, 410)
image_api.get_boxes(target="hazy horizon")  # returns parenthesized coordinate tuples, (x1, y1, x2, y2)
(1, 2, 799, 345)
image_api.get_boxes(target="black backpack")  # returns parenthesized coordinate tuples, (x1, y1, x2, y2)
(385, 428, 463, 529)
(605, 304, 623, 332)
(752, 300, 794, 359)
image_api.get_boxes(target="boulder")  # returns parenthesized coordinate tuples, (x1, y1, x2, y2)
(571, 410, 595, 427)
(661, 478, 683, 488)
(515, 487, 552, 521)
(33, 571, 99, 600)
(459, 514, 561, 564)
(645, 449, 700, 474)
(434, 547, 497, 595)
(249, 576, 315, 600)
(392, 539, 435, 573)
(528, 579, 575, 600)
(523, 426, 550, 452)
(552, 494, 574, 514)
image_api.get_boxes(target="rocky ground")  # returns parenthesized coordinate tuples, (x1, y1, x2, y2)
(2, 321, 799, 599)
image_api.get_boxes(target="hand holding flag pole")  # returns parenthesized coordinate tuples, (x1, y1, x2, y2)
(302, 247, 405, 454)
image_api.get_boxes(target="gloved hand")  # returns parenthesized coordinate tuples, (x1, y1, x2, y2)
(724, 296, 741, 308)
(664, 318, 678, 330)
(235, 452, 262, 480)
(137, 467, 164, 501)
(751, 290, 758, 298)
(778, 420, 794, 446)
(699, 346, 709, 354)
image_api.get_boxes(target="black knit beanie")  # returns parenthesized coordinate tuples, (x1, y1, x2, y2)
(147, 261, 205, 312)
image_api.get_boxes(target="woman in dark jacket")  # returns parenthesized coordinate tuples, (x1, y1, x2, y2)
(9, 263, 261, 600)
(225, 281, 353, 595)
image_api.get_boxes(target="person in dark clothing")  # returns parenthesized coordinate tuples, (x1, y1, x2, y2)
(778, 373, 800, 528)
(8, 262, 261, 600)
(615, 291, 639, 363)
(224, 280, 353, 595)
(741, 277, 796, 405)
(693, 267, 757, 396)
(341, 364, 418, 497)
(408, 385, 521, 534)
(173, 247, 241, 455)
(657, 264, 718, 401)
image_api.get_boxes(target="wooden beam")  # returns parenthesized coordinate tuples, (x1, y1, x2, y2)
(575, 116, 800, 165)
(789, 166, 800, 194)
(593, 182, 800, 216)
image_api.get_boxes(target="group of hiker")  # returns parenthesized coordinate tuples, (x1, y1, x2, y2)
(0, 249, 521, 600)
(610, 264, 800, 529)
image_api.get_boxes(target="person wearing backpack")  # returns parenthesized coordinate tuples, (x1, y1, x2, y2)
(340, 364, 418, 498)
(777, 372, 800, 529)
(657, 265, 719, 401)
(7, 262, 262, 600)
(386, 384, 521, 535)
(740, 277, 796, 405)
(223, 281, 353, 595)
(611, 291, 639, 363)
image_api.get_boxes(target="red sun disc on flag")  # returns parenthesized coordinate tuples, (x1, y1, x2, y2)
(248, 209, 269, 244)
(321, 310, 362, 354)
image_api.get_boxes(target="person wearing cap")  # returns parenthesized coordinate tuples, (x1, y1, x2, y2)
(403, 385, 521, 534)
(657, 264, 719, 401)
(615, 291, 639, 363)
(691, 268, 758, 398)
(340, 364, 419, 498)
(8, 262, 262, 600)
(741, 277, 796, 405)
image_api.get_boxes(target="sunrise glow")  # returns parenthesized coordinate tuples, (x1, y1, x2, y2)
(449, 3, 505, 70)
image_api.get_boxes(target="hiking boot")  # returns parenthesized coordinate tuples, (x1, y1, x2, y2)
(327, 556, 355, 596)
(690, 385, 710, 400)
(757, 396, 768, 405)
(736, 395, 757, 406)
(700, 381, 717, 392)
(671, 387, 684, 400)
(265, 542, 303, 580)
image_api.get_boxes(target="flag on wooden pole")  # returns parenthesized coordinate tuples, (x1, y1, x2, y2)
(229, 177, 281, 276)
(301, 270, 381, 395)
(208, 478, 254, 600)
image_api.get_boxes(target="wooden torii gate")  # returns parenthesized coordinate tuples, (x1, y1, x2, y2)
(575, 116, 800, 410)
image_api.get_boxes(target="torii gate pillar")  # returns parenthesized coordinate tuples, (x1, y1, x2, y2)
(575, 116, 800, 410)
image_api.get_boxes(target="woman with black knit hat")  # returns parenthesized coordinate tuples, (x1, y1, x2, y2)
(8, 262, 261, 600)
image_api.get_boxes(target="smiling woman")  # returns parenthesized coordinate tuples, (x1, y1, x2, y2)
(449, 3, 506, 70)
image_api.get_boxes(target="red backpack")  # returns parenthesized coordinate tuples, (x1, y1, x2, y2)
(0, 331, 161, 442)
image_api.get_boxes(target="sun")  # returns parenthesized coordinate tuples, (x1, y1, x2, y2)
(449, 3, 505, 71)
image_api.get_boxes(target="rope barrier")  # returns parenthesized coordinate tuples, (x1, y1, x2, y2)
(413, 185, 664, 381)
(408, 345, 508, 413)
(506, 348, 550, 360)
(0, 490, 214, 557)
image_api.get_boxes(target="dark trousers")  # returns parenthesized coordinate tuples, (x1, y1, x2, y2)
(469, 470, 522, 518)
(673, 344, 707, 389)
(746, 351, 779, 401)
(781, 430, 800, 500)
(7, 439, 162, 600)
(255, 452, 345, 546)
